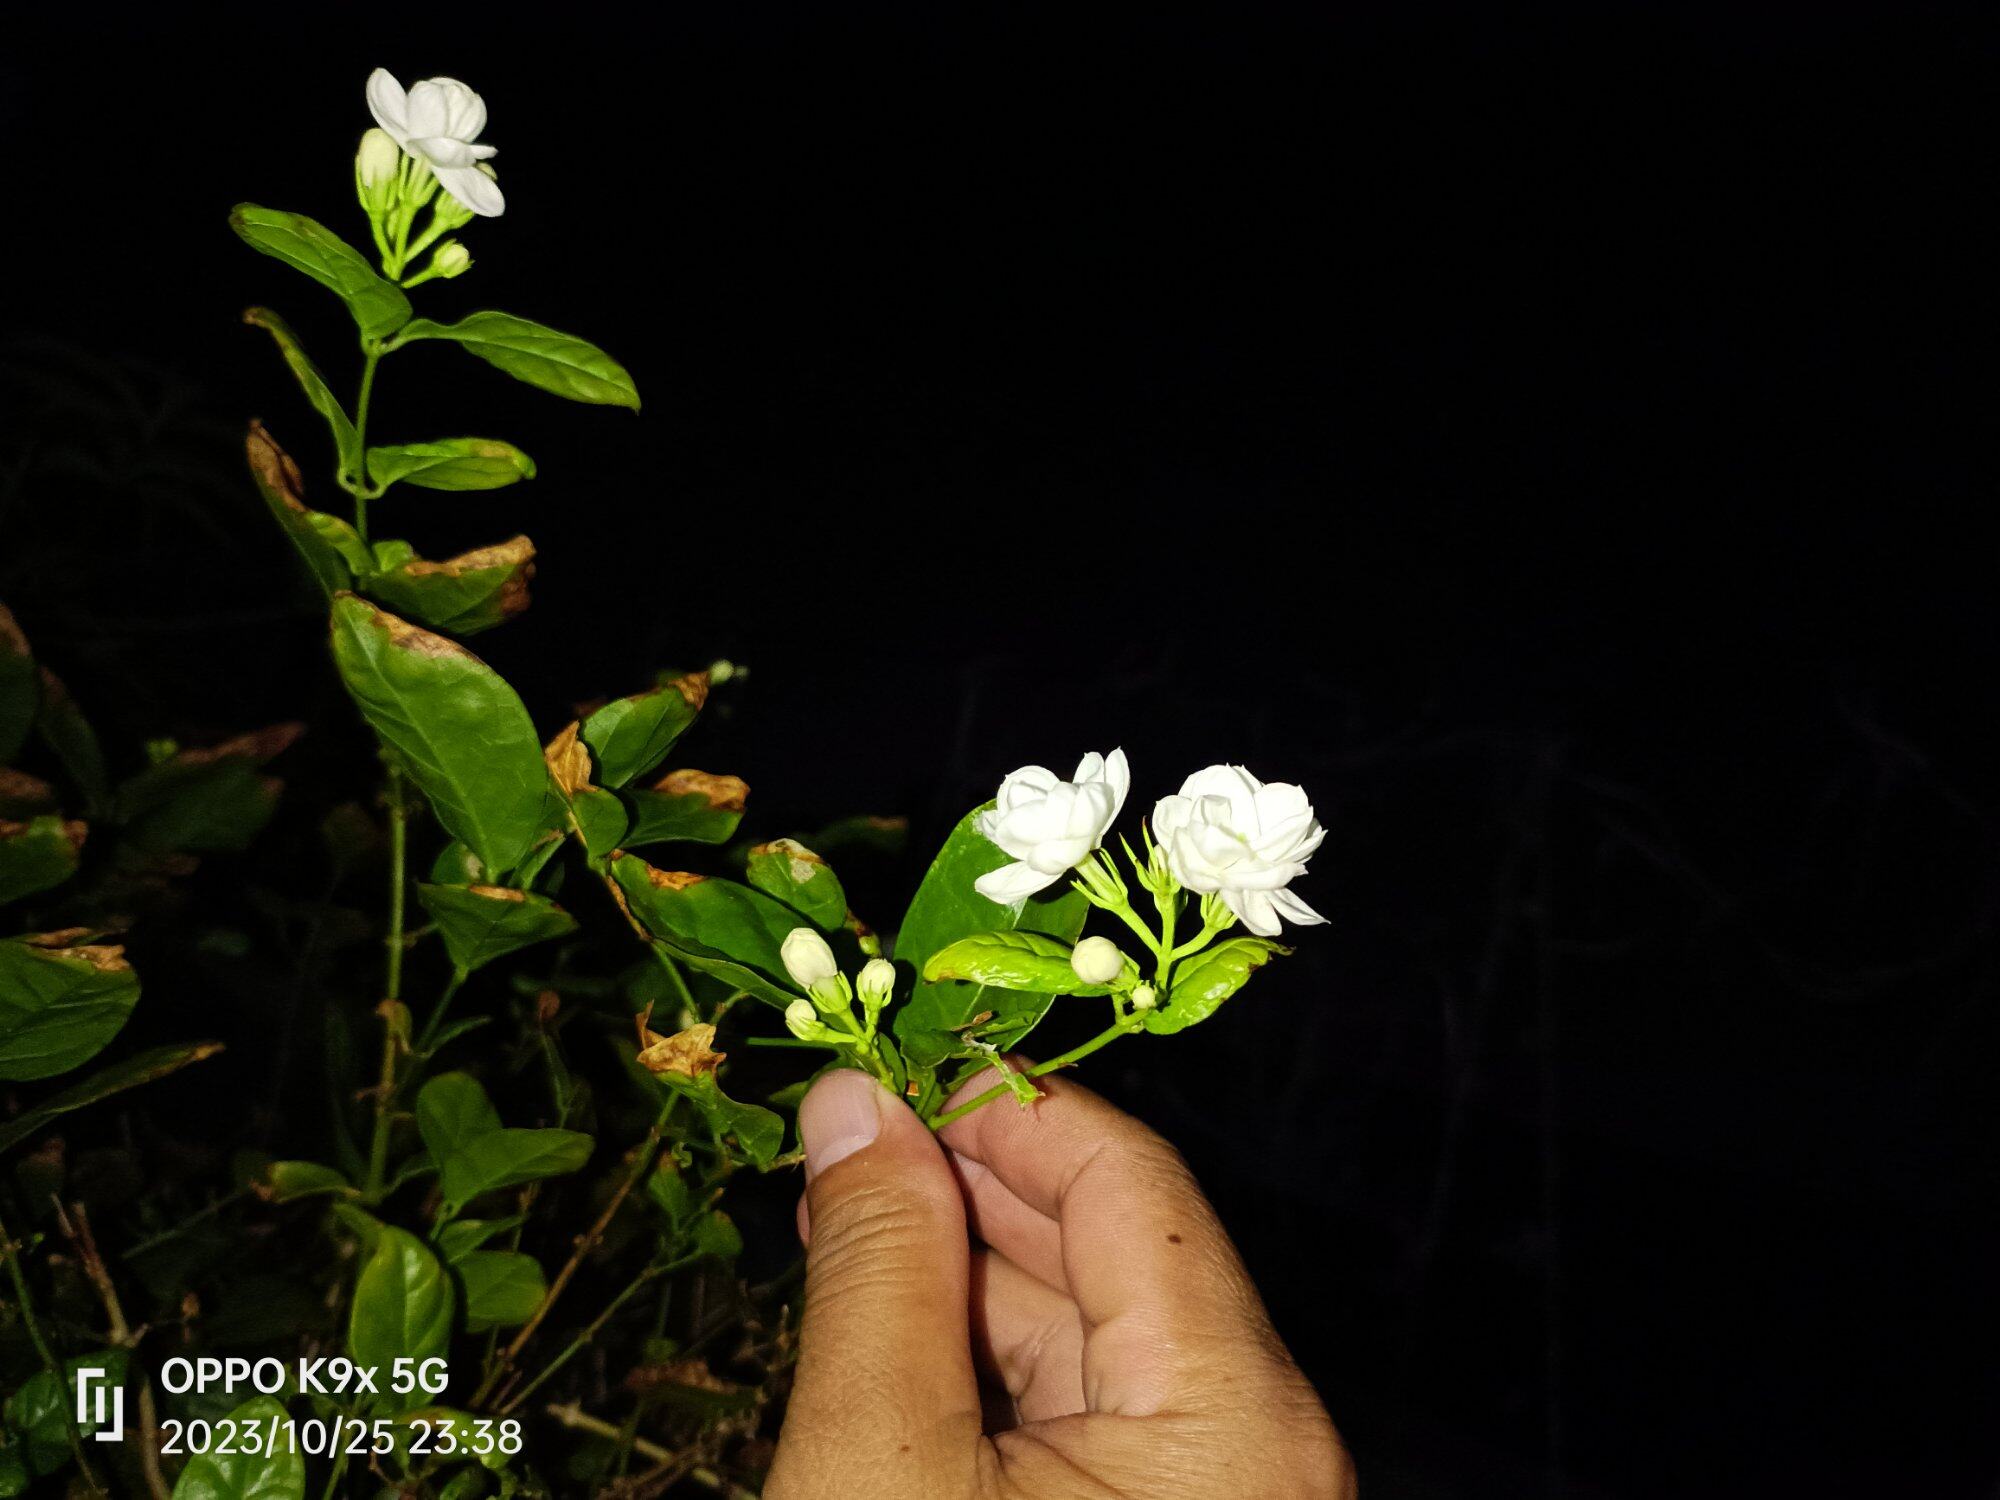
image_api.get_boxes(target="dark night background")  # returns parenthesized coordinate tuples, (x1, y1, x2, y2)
(3, 4, 1995, 1494)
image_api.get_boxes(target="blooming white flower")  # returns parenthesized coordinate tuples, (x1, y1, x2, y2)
(780, 927, 839, 991)
(1070, 936, 1126, 985)
(1151, 765, 1327, 936)
(365, 68, 505, 218)
(974, 749, 1131, 905)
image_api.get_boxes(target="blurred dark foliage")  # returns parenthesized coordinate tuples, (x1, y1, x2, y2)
(3, 3, 1996, 1495)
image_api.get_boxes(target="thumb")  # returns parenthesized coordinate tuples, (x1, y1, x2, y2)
(767, 1069, 984, 1500)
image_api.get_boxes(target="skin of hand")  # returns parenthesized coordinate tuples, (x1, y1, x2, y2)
(764, 1064, 1357, 1500)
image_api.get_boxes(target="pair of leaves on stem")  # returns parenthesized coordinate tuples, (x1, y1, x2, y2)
(231, 205, 639, 408)
(249, 424, 536, 637)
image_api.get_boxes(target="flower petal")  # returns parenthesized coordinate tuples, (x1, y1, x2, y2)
(432, 163, 505, 218)
(404, 78, 451, 139)
(366, 68, 411, 143)
(1268, 886, 1327, 928)
(1226, 888, 1282, 936)
(974, 859, 1059, 906)
(408, 134, 482, 168)
(425, 76, 487, 141)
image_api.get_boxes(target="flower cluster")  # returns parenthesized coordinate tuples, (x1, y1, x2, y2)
(352, 69, 504, 283)
(976, 750, 1326, 937)
(777, 928, 897, 1085)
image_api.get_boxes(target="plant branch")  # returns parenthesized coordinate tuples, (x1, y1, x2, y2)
(471, 1098, 676, 1407)
(56, 1202, 169, 1500)
(925, 1019, 1141, 1131)
(0, 1208, 102, 1494)
(499, 1252, 700, 1416)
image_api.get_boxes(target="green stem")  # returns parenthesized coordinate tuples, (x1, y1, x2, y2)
(0, 1210, 102, 1494)
(926, 1019, 1139, 1131)
(414, 969, 468, 1054)
(1102, 895, 1164, 955)
(347, 347, 383, 530)
(384, 767, 406, 1002)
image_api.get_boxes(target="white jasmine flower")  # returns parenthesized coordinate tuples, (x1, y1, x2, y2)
(780, 927, 839, 991)
(366, 68, 505, 218)
(1151, 765, 1326, 936)
(974, 749, 1130, 905)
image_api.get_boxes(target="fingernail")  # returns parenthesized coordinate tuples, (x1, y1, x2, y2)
(800, 1069, 886, 1180)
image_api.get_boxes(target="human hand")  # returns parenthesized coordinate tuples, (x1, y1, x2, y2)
(764, 1065, 1356, 1500)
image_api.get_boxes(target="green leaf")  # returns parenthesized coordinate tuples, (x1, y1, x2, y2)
(390, 312, 639, 409)
(652, 1071, 785, 1168)
(169, 1395, 305, 1499)
(0, 936, 139, 1082)
(246, 424, 370, 596)
(328, 594, 550, 872)
(0, 815, 82, 904)
(621, 771, 748, 848)
(921, 930, 1109, 996)
(230, 205, 412, 342)
(243, 307, 361, 484)
(561, 785, 629, 861)
(579, 675, 707, 788)
(261, 1160, 355, 1203)
(890, 805, 1088, 1068)
(415, 1073, 592, 1209)
(415, 1072, 504, 1167)
(0, 602, 37, 764)
(367, 438, 536, 492)
(453, 1250, 546, 1333)
(0, 1436, 27, 1496)
(438, 1129, 594, 1213)
(434, 1216, 524, 1264)
(364, 532, 539, 635)
(416, 884, 577, 974)
(745, 839, 848, 931)
(1144, 937, 1289, 1034)
(348, 1228, 453, 1411)
(609, 857, 805, 1009)
(32, 668, 108, 817)
(0, 1041, 224, 1156)
(115, 730, 297, 855)
(4, 1351, 127, 1474)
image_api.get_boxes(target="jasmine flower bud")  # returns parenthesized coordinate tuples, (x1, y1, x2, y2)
(1070, 936, 1126, 986)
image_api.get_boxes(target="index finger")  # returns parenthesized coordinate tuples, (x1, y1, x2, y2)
(937, 1066, 1292, 1416)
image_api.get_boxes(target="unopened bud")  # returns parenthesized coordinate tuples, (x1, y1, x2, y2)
(856, 957, 895, 1013)
(429, 240, 472, 279)
(355, 128, 400, 212)
(781, 928, 838, 990)
(1129, 984, 1158, 1012)
(785, 1000, 825, 1041)
(1070, 936, 1125, 985)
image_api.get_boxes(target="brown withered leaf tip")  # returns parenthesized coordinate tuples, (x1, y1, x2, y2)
(643, 867, 707, 892)
(652, 769, 749, 812)
(625, 1358, 736, 1394)
(753, 838, 826, 886)
(536, 989, 561, 1026)
(670, 671, 711, 710)
(174, 723, 306, 767)
(467, 884, 528, 903)
(0, 602, 28, 656)
(402, 537, 537, 619)
(20, 927, 105, 948)
(636, 1021, 725, 1080)
(543, 721, 592, 797)
(0, 818, 86, 850)
(47, 943, 129, 973)
(245, 421, 307, 508)
(0, 768, 57, 809)
(350, 604, 474, 664)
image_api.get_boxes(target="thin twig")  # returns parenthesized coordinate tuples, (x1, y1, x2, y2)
(56, 1201, 169, 1500)
(471, 1099, 675, 1407)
